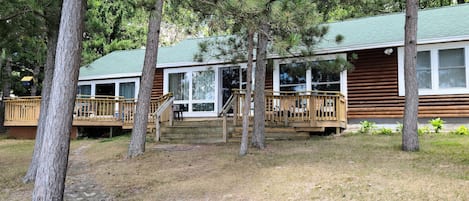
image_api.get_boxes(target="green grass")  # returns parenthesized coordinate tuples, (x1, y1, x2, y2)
(1, 134, 468, 200)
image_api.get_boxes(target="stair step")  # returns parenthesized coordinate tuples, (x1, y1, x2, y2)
(160, 138, 225, 144)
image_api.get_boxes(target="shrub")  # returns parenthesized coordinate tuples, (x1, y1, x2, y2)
(429, 118, 445, 133)
(452, 125, 469, 136)
(359, 120, 376, 134)
(375, 127, 393, 135)
(418, 126, 431, 136)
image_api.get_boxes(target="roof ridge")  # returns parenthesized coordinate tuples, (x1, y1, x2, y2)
(326, 3, 469, 25)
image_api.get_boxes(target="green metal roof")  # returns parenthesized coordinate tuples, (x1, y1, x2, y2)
(319, 3, 469, 51)
(79, 4, 469, 80)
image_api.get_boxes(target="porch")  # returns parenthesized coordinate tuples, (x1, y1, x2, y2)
(3, 91, 347, 141)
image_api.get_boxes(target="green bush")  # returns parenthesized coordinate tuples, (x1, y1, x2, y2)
(359, 120, 376, 134)
(429, 118, 445, 133)
(452, 125, 469, 136)
(375, 127, 393, 135)
(418, 126, 431, 136)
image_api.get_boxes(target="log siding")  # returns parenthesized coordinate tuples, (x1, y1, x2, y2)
(347, 48, 469, 119)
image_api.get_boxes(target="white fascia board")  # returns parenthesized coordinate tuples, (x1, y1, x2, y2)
(79, 72, 142, 81)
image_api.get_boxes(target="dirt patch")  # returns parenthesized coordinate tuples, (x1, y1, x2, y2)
(86, 135, 469, 200)
(64, 142, 113, 201)
(152, 144, 201, 152)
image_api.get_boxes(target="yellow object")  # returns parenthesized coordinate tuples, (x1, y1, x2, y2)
(21, 76, 34, 82)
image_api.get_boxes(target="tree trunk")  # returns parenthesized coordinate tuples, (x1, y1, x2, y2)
(30, 65, 41, 96)
(239, 29, 254, 156)
(402, 0, 419, 152)
(128, 0, 164, 158)
(0, 52, 7, 133)
(23, 3, 61, 183)
(252, 22, 269, 149)
(0, 56, 12, 133)
(32, 0, 85, 200)
(2, 57, 12, 98)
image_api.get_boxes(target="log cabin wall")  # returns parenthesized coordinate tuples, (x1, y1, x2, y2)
(151, 68, 164, 98)
(347, 48, 469, 119)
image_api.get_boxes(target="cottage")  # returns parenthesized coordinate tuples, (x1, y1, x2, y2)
(5, 4, 469, 139)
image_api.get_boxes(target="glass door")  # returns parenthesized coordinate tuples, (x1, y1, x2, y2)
(219, 66, 246, 112)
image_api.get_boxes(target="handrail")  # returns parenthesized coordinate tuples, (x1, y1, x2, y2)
(219, 94, 235, 117)
(154, 96, 175, 142)
(219, 93, 237, 142)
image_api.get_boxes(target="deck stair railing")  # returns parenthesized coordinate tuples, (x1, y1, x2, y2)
(153, 96, 175, 141)
(219, 93, 237, 142)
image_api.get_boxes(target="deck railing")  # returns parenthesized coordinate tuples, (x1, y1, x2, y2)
(3, 96, 41, 125)
(232, 90, 347, 127)
(3, 93, 173, 127)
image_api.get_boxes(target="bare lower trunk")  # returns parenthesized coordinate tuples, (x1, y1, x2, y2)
(32, 0, 85, 200)
(0, 57, 12, 133)
(252, 23, 269, 149)
(402, 0, 419, 152)
(23, 7, 60, 183)
(240, 30, 254, 156)
(128, 0, 164, 158)
(2, 57, 12, 98)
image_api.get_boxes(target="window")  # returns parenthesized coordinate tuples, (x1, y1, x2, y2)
(311, 61, 341, 91)
(438, 48, 465, 88)
(169, 73, 189, 101)
(278, 61, 342, 92)
(77, 85, 91, 96)
(417, 51, 431, 89)
(165, 68, 217, 114)
(119, 82, 135, 99)
(398, 43, 469, 96)
(279, 63, 306, 91)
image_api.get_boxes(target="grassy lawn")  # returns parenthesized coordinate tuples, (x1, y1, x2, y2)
(1, 134, 468, 200)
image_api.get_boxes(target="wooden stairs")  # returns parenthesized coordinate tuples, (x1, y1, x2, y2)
(159, 118, 329, 144)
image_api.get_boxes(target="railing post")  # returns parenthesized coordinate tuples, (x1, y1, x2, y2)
(223, 113, 227, 143)
(155, 115, 160, 142)
(169, 100, 174, 126)
(233, 93, 238, 126)
(311, 95, 316, 127)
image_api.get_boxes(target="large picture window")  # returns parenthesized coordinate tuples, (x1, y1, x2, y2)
(166, 68, 216, 114)
(169, 73, 189, 101)
(278, 60, 343, 93)
(398, 43, 469, 96)
(279, 63, 306, 91)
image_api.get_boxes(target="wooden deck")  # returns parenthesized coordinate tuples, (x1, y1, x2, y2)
(3, 94, 173, 128)
(4, 91, 347, 140)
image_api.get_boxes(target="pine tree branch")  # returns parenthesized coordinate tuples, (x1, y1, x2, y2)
(0, 8, 33, 21)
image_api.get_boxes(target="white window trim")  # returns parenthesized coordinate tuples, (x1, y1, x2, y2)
(273, 54, 348, 96)
(78, 77, 140, 99)
(398, 41, 469, 96)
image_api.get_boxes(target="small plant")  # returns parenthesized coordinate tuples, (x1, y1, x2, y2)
(359, 120, 376, 134)
(418, 126, 431, 136)
(429, 118, 445, 133)
(452, 125, 469, 136)
(395, 122, 403, 134)
(375, 127, 393, 135)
